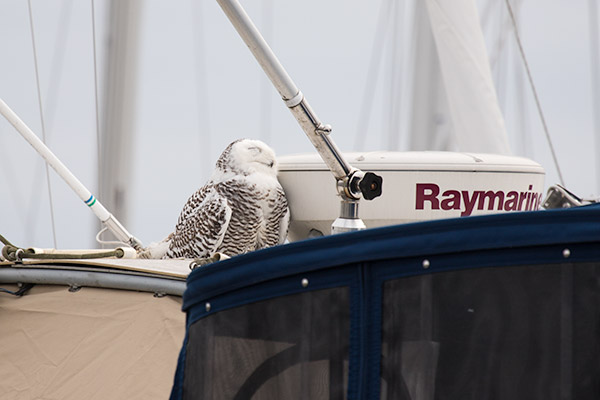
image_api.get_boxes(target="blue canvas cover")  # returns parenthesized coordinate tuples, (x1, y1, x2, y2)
(171, 205, 600, 399)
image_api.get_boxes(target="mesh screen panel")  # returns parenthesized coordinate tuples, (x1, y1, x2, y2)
(183, 287, 350, 399)
(380, 262, 600, 400)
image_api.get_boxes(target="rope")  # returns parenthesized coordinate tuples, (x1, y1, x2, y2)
(0, 283, 35, 297)
(27, 0, 59, 248)
(95, 227, 130, 247)
(1, 233, 124, 262)
(504, 0, 565, 186)
(0, 234, 18, 261)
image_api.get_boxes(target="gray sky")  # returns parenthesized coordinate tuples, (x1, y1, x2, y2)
(0, 0, 598, 250)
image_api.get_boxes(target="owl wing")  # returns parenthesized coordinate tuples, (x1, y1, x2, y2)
(276, 186, 290, 244)
(167, 188, 232, 259)
(261, 185, 290, 247)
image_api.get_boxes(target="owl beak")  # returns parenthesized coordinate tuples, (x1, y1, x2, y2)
(269, 161, 274, 168)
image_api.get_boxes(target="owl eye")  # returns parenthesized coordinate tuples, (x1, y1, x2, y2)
(247, 146, 262, 155)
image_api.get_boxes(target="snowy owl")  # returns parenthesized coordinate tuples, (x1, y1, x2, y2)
(144, 139, 289, 261)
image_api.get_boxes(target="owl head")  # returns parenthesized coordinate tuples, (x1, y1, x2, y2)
(215, 139, 279, 178)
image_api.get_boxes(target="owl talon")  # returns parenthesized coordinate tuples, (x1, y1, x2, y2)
(189, 252, 230, 270)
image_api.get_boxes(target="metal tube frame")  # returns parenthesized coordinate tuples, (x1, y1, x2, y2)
(217, 0, 383, 234)
(0, 268, 185, 296)
(217, 0, 363, 199)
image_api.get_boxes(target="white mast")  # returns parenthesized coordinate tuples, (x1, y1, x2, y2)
(423, 0, 511, 154)
(98, 0, 143, 235)
(407, 0, 454, 152)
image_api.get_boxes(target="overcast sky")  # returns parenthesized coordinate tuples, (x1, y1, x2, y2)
(0, 0, 598, 250)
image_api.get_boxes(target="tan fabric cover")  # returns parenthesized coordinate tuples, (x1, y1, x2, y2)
(0, 284, 185, 399)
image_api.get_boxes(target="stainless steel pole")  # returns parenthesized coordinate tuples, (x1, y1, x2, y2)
(216, 0, 381, 201)
(216, 0, 383, 234)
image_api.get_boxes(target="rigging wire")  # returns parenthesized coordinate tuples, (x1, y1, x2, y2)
(589, 0, 600, 194)
(509, 0, 532, 157)
(492, 3, 508, 116)
(90, 0, 104, 248)
(27, 0, 59, 248)
(489, 0, 523, 70)
(190, 0, 212, 181)
(504, 0, 565, 186)
(514, 29, 531, 157)
(259, 0, 274, 144)
(42, 0, 74, 133)
(91, 0, 102, 183)
(24, 0, 74, 246)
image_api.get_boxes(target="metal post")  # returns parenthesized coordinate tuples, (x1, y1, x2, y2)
(0, 98, 142, 250)
(216, 0, 383, 233)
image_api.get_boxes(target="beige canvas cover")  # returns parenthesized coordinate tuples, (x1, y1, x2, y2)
(0, 284, 185, 399)
(1, 258, 192, 279)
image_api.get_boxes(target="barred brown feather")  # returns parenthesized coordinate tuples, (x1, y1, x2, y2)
(162, 139, 289, 260)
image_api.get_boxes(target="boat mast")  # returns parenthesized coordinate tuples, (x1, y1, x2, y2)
(407, 0, 454, 152)
(216, 0, 383, 233)
(423, 0, 511, 154)
(98, 0, 143, 238)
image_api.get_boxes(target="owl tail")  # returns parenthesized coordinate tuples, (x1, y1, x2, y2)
(138, 234, 173, 259)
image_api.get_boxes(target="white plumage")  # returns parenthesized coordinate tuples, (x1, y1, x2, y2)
(144, 139, 289, 260)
